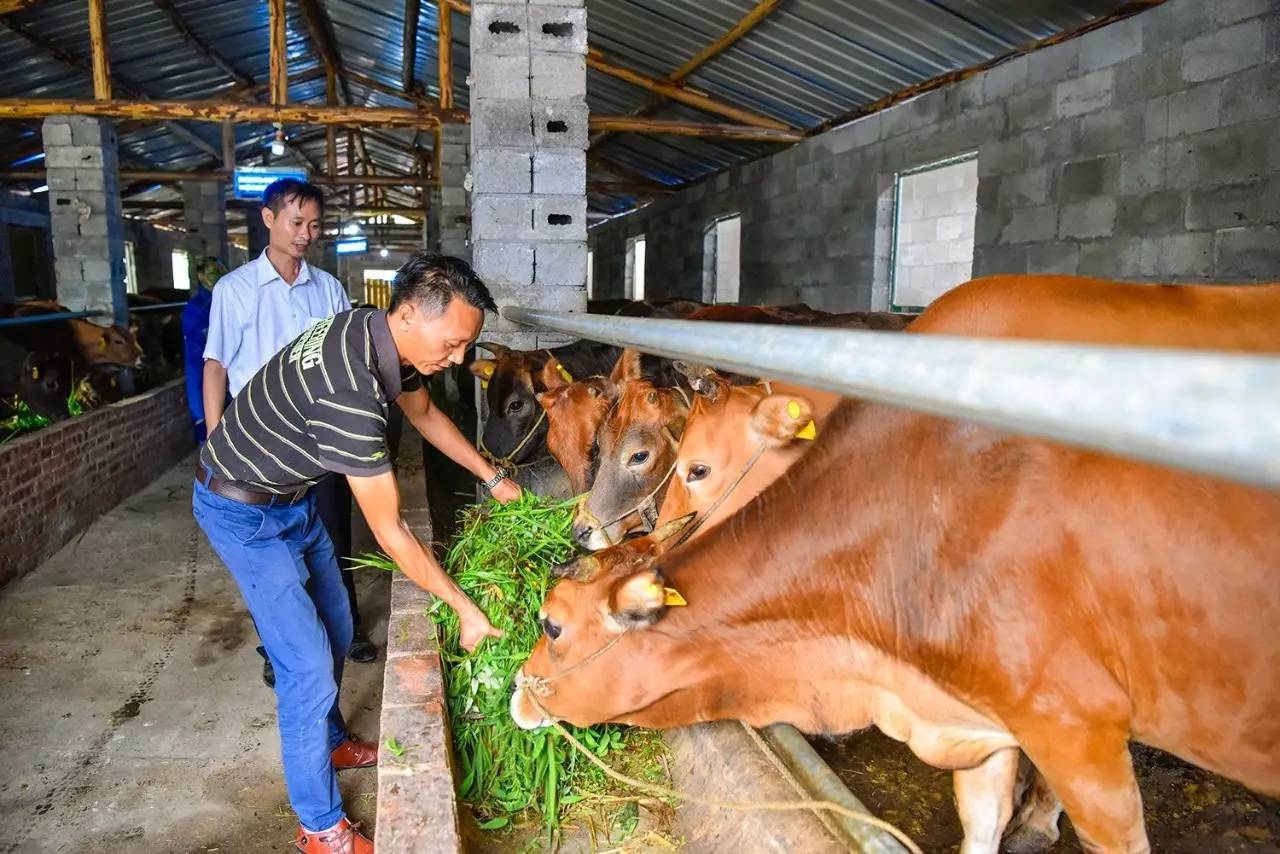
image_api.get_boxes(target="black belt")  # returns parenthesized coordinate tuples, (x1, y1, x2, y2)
(196, 463, 309, 506)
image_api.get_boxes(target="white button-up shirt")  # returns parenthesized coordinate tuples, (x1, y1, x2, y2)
(203, 250, 352, 396)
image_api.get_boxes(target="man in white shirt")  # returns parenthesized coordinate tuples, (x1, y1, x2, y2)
(202, 179, 377, 682)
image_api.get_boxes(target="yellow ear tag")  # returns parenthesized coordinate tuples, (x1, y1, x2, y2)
(31, 367, 39, 380)
(557, 364, 574, 383)
(663, 587, 688, 607)
(98, 337, 107, 351)
(795, 420, 817, 441)
(480, 364, 496, 379)
(480, 380, 489, 390)
(787, 400, 801, 419)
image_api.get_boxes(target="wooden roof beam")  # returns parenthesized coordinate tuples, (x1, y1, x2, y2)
(588, 116, 802, 143)
(0, 0, 46, 14)
(298, 0, 353, 105)
(402, 0, 422, 95)
(269, 0, 287, 106)
(438, 0, 454, 109)
(150, 0, 253, 87)
(591, 0, 787, 149)
(0, 98, 463, 128)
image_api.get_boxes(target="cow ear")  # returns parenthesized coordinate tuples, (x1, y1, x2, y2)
(751, 394, 817, 448)
(469, 359, 497, 381)
(607, 569, 668, 630)
(552, 553, 601, 582)
(539, 358, 569, 391)
(536, 386, 561, 411)
(610, 348, 643, 384)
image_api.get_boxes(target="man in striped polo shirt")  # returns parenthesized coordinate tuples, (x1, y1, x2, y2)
(193, 254, 519, 853)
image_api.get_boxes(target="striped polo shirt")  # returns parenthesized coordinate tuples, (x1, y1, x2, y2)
(200, 308, 420, 494)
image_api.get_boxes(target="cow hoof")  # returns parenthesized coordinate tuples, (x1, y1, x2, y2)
(1003, 826, 1058, 854)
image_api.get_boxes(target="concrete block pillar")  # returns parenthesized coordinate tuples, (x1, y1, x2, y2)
(41, 115, 127, 325)
(468, 0, 587, 352)
(182, 179, 228, 264)
(438, 124, 470, 260)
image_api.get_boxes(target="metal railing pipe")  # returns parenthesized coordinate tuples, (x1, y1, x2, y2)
(0, 310, 105, 328)
(502, 308, 1280, 491)
(127, 301, 189, 313)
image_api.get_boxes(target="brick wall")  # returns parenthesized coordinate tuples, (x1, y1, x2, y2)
(0, 378, 193, 589)
(588, 0, 1279, 310)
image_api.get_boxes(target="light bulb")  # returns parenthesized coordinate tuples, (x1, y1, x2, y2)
(379, 248, 389, 258)
(270, 127, 285, 157)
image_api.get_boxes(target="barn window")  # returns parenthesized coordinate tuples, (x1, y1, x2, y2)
(586, 247, 594, 298)
(625, 235, 646, 300)
(702, 214, 741, 304)
(171, 249, 191, 290)
(124, 241, 138, 294)
(891, 152, 978, 312)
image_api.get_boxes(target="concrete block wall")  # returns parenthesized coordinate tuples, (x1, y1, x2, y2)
(469, 0, 588, 351)
(589, 0, 1279, 310)
(41, 116, 129, 324)
(182, 180, 228, 263)
(0, 378, 192, 589)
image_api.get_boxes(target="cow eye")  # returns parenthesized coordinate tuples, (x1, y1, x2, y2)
(628, 450, 649, 466)
(541, 616, 562, 641)
(687, 464, 710, 482)
(507, 399, 524, 413)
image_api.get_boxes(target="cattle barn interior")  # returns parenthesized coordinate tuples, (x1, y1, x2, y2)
(0, 0, 1277, 852)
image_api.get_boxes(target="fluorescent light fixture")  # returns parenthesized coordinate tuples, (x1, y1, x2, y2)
(379, 248, 388, 258)
(336, 237, 368, 256)
(31, 184, 48, 193)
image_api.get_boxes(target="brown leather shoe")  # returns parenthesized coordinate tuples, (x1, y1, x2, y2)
(295, 818, 373, 853)
(331, 735, 378, 771)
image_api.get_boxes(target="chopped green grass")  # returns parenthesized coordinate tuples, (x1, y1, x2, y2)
(350, 492, 671, 840)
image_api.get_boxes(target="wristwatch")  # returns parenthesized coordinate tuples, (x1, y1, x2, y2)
(483, 467, 509, 491)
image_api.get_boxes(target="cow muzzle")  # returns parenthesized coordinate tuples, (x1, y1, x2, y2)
(509, 672, 553, 731)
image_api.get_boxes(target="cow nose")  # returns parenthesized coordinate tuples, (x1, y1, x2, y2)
(571, 522, 595, 548)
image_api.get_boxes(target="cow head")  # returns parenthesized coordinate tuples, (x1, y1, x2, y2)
(71, 320, 144, 367)
(510, 515, 695, 730)
(659, 381, 819, 536)
(472, 342, 576, 467)
(572, 351, 689, 550)
(19, 351, 74, 421)
(537, 366, 617, 495)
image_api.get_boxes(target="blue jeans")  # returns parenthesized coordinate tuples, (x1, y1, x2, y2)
(192, 478, 353, 831)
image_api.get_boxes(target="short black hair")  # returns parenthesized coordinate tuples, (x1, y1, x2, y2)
(262, 178, 325, 214)
(390, 252, 498, 316)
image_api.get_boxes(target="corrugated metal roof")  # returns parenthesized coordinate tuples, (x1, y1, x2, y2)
(1, 0, 1127, 215)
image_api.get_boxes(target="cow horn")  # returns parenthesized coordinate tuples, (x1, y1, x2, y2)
(552, 554, 601, 582)
(475, 341, 515, 357)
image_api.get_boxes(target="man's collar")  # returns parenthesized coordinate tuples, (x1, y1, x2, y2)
(255, 249, 312, 288)
(371, 310, 403, 398)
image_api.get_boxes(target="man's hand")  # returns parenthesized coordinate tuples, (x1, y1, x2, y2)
(490, 477, 522, 504)
(459, 607, 504, 652)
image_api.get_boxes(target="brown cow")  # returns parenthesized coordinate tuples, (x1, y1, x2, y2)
(515, 276, 1280, 853)
(572, 309, 910, 549)
(536, 364, 619, 496)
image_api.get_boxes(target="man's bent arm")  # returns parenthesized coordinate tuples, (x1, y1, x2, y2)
(346, 470, 479, 616)
(203, 359, 229, 432)
(398, 386, 499, 481)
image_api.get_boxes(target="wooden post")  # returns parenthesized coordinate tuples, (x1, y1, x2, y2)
(269, 0, 287, 107)
(325, 66, 337, 180)
(87, 0, 111, 100)
(346, 130, 356, 210)
(402, 0, 421, 94)
(221, 120, 234, 172)
(437, 0, 453, 109)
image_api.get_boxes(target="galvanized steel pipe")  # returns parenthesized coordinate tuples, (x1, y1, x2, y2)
(502, 308, 1280, 491)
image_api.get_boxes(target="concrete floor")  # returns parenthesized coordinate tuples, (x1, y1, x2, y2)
(0, 453, 390, 853)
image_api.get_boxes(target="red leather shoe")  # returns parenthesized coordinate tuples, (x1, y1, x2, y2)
(295, 818, 373, 853)
(331, 734, 378, 770)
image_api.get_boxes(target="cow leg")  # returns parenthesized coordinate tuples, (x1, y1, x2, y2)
(1020, 726, 1149, 853)
(1004, 756, 1064, 853)
(952, 746, 1018, 854)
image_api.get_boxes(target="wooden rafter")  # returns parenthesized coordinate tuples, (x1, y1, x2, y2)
(402, 0, 421, 94)
(269, 0, 287, 106)
(0, 0, 45, 14)
(0, 98, 462, 128)
(588, 116, 802, 143)
(150, 0, 253, 87)
(1, 168, 437, 187)
(347, 70, 437, 108)
(87, 0, 111, 99)
(437, 0, 454, 109)
(221, 121, 235, 172)
(591, 0, 786, 148)
(585, 152, 670, 192)
(298, 0, 353, 104)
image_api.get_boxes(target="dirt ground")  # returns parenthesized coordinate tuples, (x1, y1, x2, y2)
(0, 455, 389, 853)
(814, 729, 1280, 853)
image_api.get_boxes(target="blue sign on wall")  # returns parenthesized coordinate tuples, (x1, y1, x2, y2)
(233, 166, 309, 200)
(335, 238, 368, 255)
